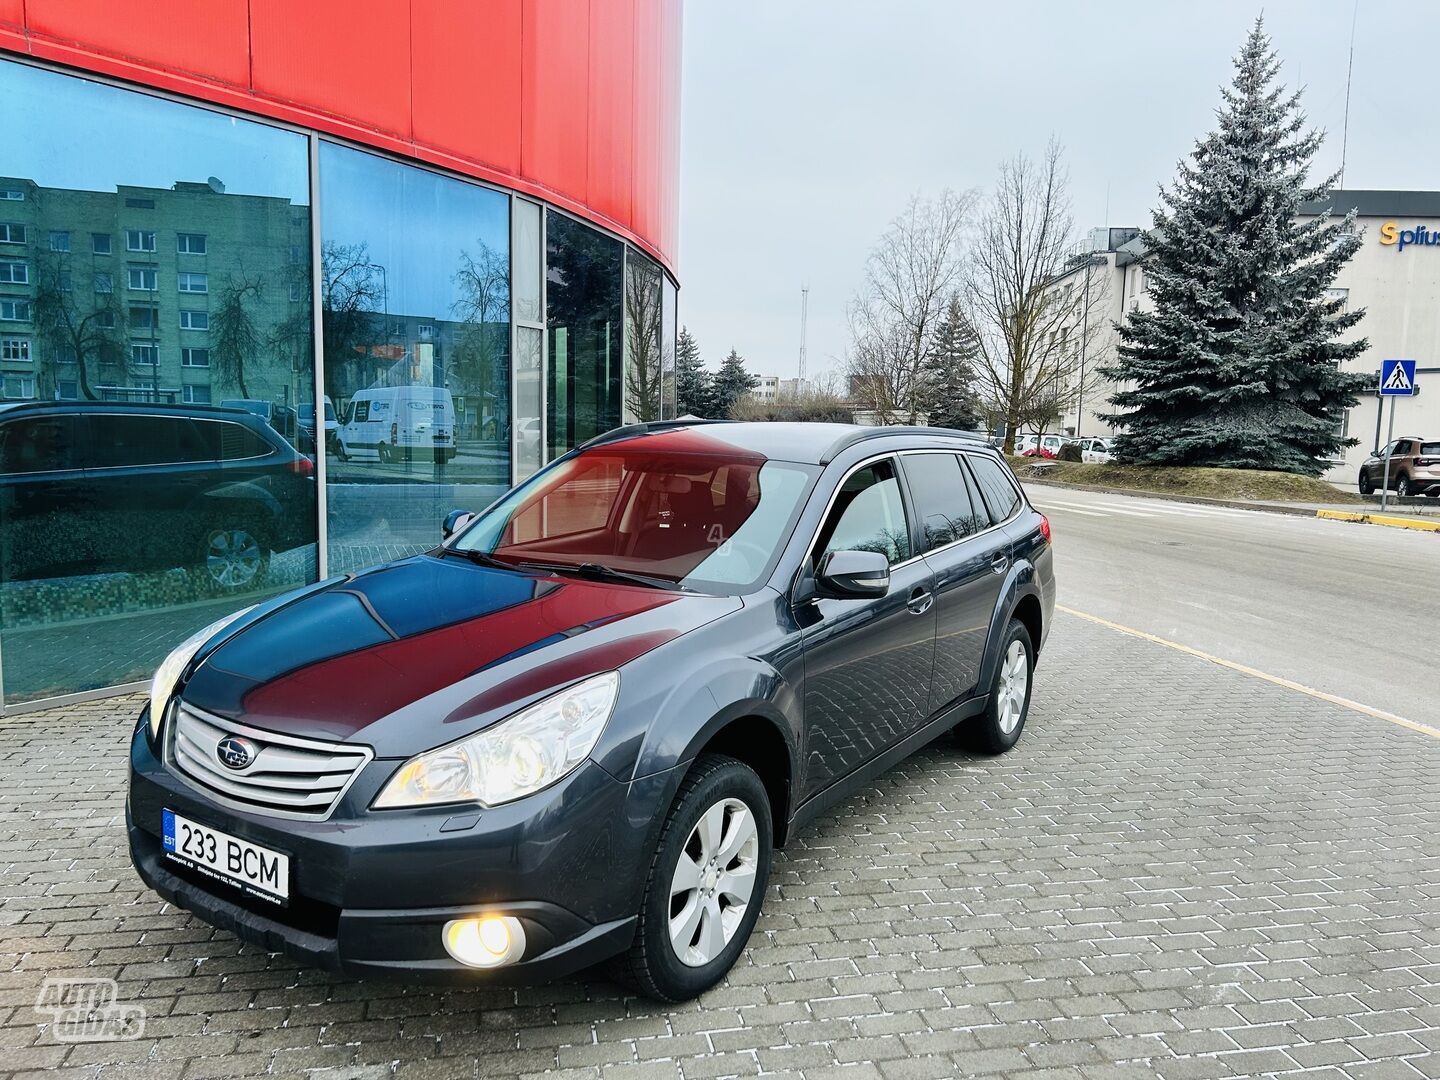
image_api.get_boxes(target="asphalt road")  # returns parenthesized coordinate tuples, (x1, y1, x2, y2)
(1022, 481, 1440, 728)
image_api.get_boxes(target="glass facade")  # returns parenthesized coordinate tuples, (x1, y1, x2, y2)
(0, 57, 677, 709)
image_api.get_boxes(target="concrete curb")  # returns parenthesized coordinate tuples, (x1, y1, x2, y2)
(1316, 509, 1440, 533)
(1017, 476, 1326, 518)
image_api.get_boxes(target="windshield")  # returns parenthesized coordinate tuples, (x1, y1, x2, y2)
(454, 438, 819, 593)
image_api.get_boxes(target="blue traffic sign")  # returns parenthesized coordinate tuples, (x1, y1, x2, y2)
(1380, 359, 1417, 396)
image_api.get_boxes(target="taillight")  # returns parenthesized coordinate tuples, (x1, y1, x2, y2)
(391, 422, 398, 444)
(1038, 514, 1051, 544)
(290, 456, 315, 477)
(1416, 458, 1435, 467)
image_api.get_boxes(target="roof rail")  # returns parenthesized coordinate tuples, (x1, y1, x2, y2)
(819, 425, 988, 464)
(572, 417, 733, 453)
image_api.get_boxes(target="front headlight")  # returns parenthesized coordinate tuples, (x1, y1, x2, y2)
(373, 671, 619, 809)
(147, 607, 255, 738)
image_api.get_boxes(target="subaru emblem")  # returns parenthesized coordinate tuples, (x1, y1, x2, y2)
(215, 735, 257, 771)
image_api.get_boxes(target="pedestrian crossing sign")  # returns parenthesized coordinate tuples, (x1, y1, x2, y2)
(1380, 359, 1417, 396)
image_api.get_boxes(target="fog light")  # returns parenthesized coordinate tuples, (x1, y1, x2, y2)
(442, 915, 526, 968)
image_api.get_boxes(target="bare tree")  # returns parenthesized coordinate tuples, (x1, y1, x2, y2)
(624, 256, 663, 422)
(31, 254, 121, 400)
(846, 189, 975, 424)
(211, 275, 264, 399)
(963, 141, 1106, 452)
(321, 242, 385, 381)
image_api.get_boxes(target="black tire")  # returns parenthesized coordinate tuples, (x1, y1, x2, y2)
(378, 443, 393, 464)
(1397, 474, 1411, 498)
(614, 754, 772, 1002)
(959, 618, 1034, 755)
(1358, 470, 1374, 495)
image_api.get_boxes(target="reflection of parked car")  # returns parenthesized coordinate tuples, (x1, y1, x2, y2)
(1358, 437, 1440, 497)
(0, 402, 315, 590)
(222, 398, 304, 452)
(516, 417, 541, 455)
(1018, 433, 1064, 458)
(338, 385, 457, 463)
(128, 420, 1053, 1000)
(299, 396, 339, 454)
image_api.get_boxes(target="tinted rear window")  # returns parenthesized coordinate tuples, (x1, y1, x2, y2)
(902, 452, 988, 551)
(1421, 443, 1440, 456)
(87, 415, 212, 468)
(965, 454, 1022, 522)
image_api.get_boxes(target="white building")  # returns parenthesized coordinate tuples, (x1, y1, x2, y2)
(751, 375, 812, 403)
(1045, 192, 1440, 486)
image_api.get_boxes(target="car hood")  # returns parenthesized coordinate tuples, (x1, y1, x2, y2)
(180, 554, 738, 756)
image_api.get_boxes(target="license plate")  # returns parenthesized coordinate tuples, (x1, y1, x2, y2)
(162, 810, 290, 905)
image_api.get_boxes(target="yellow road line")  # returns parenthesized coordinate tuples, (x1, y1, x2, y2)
(1316, 509, 1440, 532)
(1057, 604, 1440, 741)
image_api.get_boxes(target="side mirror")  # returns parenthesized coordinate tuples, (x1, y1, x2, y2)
(442, 508, 475, 541)
(816, 549, 891, 600)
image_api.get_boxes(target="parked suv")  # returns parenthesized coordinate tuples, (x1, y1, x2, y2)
(1358, 437, 1440, 497)
(128, 421, 1054, 1000)
(0, 402, 315, 590)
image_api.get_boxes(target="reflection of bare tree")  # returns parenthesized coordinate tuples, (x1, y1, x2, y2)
(31, 254, 121, 400)
(211, 275, 264, 399)
(322, 242, 384, 375)
(625, 255, 663, 422)
(452, 241, 511, 437)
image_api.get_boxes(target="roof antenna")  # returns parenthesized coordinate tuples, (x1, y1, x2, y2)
(1339, 0, 1358, 189)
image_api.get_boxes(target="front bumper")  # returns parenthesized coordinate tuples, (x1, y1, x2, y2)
(127, 715, 672, 983)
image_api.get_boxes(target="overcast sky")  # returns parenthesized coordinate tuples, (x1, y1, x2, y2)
(678, 0, 1437, 383)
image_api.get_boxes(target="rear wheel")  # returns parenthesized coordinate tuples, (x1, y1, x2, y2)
(959, 619, 1033, 755)
(615, 754, 771, 1001)
(199, 521, 269, 590)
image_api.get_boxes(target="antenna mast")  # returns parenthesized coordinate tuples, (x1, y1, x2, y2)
(1339, 0, 1358, 188)
(798, 285, 809, 383)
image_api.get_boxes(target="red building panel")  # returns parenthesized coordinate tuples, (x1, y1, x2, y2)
(411, 0, 524, 178)
(21, 0, 251, 86)
(0, 0, 680, 273)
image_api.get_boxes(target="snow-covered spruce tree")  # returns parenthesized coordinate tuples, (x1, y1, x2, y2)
(1099, 18, 1369, 475)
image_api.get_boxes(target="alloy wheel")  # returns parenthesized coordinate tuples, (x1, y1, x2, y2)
(668, 797, 759, 967)
(205, 528, 263, 589)
(996, 639, 1030, 735)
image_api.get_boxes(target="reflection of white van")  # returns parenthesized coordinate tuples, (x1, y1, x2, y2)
(338, 386, 456, 463)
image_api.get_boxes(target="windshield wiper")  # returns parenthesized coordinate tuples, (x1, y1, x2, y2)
(437, 546, 508, 570)
(517, 559, 686, 592)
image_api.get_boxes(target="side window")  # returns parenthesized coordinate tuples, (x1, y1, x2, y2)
(353, 400, 370, 423)
(902, 453, 986, 551)
(813, 458, 911, 568)
(0, 416, 79, 474)
(965, 454, 1022, 523)
(87, 415, 208, 468)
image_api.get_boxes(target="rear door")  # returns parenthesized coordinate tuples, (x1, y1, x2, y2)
(901, 450, 1008, 714)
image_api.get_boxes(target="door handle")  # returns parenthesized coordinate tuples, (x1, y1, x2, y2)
(991, 552, 1010, 574)
(907, 586, 933, 615)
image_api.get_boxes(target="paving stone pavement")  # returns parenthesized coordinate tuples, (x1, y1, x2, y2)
(2, 611, 1438, 1080)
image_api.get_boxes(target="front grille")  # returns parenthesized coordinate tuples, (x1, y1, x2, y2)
(168, 704, 373, 820)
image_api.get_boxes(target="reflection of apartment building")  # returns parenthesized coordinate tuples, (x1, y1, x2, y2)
(0, 175, 308, 407)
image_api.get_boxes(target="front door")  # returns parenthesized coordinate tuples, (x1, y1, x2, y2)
(797, 456, 936, 800)
(899, 451, 1009, 714)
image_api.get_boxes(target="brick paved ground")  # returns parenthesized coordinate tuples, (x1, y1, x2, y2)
(2, 611, 1438, 1079)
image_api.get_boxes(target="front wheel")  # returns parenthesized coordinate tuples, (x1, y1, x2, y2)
(959, 618, 1034, 755)
(200, 522, 269, 591)
(1397, 475, 1411, 498)
(615, 754, 772, 1001)
(1358, 470, 1374, 495)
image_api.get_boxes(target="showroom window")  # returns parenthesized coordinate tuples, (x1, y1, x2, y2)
(318, 141, 511, 575)
(546, 211, 622, 460)
(624, 249, 664, 424)
(0, 56, 316, 706)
